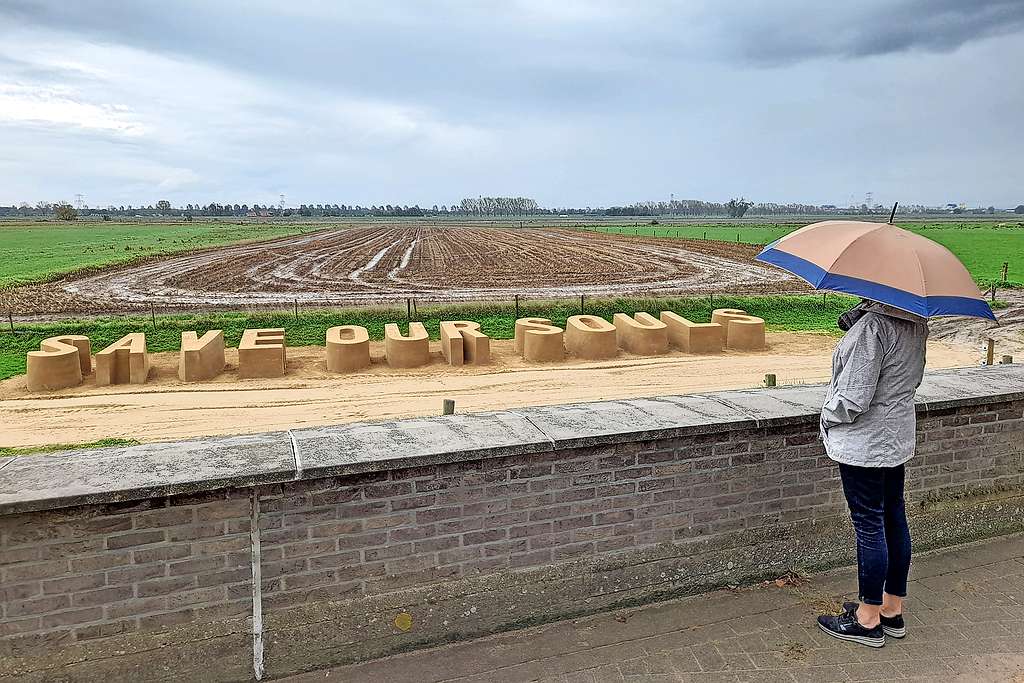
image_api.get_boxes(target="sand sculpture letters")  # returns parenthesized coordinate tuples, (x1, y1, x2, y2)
(23, 309, 766, 391)
(96, 333, 151, 386)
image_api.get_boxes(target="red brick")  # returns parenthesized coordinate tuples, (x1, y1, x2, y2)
(73, 586, 134, 607)
(106, 531, 165, 550)
(3, 560, 69, 582)
(8, 594, 71, 617)
(137, 577, 196, 597)
(42, 573, 106, 594)
(134, 507, 196, 528)
(41, 607, 103, 628)
(132, 545, 190, 564)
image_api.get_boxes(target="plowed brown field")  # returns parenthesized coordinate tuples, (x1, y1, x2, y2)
(6, 225, 805, 313)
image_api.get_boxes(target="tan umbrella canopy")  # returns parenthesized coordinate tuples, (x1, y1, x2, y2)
(756, 220, 995, 320)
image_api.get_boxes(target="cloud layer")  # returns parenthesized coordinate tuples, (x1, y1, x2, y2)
(1, 0, 1022, 208)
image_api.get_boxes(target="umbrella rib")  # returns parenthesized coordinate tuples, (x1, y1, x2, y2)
(907, 237, 928, 310)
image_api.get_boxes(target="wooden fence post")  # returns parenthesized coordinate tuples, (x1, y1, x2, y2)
(442, 399, 456, 415)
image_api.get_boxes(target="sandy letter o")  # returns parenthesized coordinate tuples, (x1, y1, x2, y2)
(711, 309, 766, 350)
(326, 325, 371, 372)
(565, 315, 617, 359)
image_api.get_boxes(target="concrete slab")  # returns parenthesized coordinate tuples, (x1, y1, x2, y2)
(915, 364, 1024, 410)
(292, 410, 554, 478)
(0, 432, 296, 514)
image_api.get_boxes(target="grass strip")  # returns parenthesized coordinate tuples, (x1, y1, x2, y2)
(0, 438, 142, 456)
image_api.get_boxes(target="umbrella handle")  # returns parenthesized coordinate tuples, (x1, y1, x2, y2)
(888, 202, 898, 223)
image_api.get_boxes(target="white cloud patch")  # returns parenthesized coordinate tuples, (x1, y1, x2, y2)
(0, 83, 146, 136)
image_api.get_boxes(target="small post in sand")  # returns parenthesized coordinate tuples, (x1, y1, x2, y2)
(442, 399, 456, 415)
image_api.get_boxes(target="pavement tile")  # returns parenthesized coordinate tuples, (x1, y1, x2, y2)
(985, 559, 1024, 577)
(664, 648, 701, 673)
(908, 623, 969, 642)
(712, 633, 770, 654)
(999, 619, 1024, 635)
(560, 672, 597, 683)
(788, 665, 852, 682)
(956, 605, 1018, 623)
(745, 650, 792, 670)
(725, 612, 780, 636)
(888, 658, 955, 679)
(691, 644, 728, 671)
(717, 652, 757, 672)
(840, 661, 903, 681)
(587, 664, 626, 683)
(952, 620, 1010, 638)
(616, 655, 675, 676)
(730, 671, 795, 683)
(634, 630, 702, 655)
(943, 654, 1024, 682)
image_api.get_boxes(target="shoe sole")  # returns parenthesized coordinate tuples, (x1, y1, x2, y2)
(818, 622, 886, 648)
(882, 625, 906, 638)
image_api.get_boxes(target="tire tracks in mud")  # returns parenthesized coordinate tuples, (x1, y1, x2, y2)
(12, 225, 807, 313)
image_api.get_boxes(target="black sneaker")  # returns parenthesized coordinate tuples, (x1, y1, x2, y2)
(843, 601, 906, 639)
(817, 610, 885, 648)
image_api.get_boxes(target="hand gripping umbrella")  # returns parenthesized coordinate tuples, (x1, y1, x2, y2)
(756, 219, 996, 321)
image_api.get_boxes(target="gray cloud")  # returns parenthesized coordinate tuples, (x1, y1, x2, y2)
(714, 0, 1024, 65)
(0, 1, 1022, 207)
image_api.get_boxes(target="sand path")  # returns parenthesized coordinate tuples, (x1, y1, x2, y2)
(0, 333, 980, 449)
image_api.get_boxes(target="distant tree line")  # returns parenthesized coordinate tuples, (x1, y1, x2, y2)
(1, 197, 1019, 220)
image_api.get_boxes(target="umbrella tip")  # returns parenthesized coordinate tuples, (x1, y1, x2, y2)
(888, 202, 899, 224)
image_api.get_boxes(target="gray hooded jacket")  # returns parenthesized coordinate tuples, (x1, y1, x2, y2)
(820, 300, 929, 467)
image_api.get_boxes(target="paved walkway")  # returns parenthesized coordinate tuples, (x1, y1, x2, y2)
(283, 534, 1024, 682)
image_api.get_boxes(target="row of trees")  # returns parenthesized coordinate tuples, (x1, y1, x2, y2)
(605, 198, 753, 217)
(3, 198, 1020, 220)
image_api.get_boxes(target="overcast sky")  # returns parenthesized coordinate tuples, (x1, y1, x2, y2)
(1, 0, 1023, 209)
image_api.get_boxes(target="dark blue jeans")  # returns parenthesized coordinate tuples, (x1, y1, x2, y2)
(838, 463, 911, 606)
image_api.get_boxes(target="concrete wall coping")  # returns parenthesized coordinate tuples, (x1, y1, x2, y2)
(2, 364, 1022, 515)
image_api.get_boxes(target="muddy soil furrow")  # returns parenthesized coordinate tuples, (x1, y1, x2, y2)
(9, 225, 808, 314)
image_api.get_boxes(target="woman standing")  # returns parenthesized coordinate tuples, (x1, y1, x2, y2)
(815, 299, 929, 648)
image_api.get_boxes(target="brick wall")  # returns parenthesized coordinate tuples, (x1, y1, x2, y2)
(2, 396, 1022, 681)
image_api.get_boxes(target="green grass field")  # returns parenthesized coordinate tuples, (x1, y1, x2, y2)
(578, 221, 1024, 287)
(0, 221, 318, 288)
(0, 294, 855, 381)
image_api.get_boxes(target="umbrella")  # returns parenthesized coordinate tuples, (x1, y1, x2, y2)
(756, 220, 996, 320)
